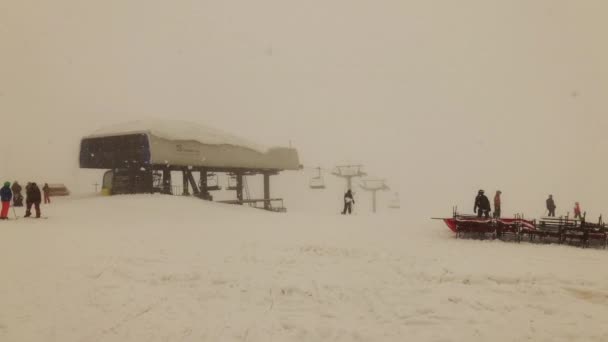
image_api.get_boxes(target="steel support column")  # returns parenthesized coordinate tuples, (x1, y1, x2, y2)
(236, 173, 243, 203)
(263, 173, 271, 210)
(199, 168, 210, 200)
(372, 190, 377, 213)
(162, 167, 172, 194)
(182, 168, 190, 196)
(187, 171, 200, 195)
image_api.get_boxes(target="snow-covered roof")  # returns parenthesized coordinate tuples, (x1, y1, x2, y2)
(86, 119, 267, 153)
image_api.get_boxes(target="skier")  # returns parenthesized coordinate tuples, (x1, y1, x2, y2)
(546, 195, 556, 217)
(42, 183, 51, 204)
(573, 202, 582, 219)
(474, 189, 491, 219)
(11, 181, 23, 207)
(493, 190, 502, 218)
(25, 182, 42, 218)
(342, 189, 355, 215)
(0, 182, 12, 220)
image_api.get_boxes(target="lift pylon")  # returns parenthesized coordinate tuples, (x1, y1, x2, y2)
(360, 179, 390, 213)
(332, 165, 366, 190)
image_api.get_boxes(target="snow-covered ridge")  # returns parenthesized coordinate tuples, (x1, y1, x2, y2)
(86, 119, 268, 153)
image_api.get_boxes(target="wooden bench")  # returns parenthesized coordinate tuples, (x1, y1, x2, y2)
(531, 217, 577, 243)
(576, 220, 608, 248)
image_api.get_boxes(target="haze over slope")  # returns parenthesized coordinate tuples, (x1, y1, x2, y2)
(1, 1, 607, 218)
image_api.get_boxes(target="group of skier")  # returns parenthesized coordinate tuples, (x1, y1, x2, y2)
(0, 181, 51, 220)
(474, 190, 583, 219)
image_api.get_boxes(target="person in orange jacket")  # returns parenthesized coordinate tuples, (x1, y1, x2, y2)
(574, 202, 582, 219)
(493, 190, 502, 218)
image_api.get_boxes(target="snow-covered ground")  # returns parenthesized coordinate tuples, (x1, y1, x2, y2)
(1, 195, 608, 342)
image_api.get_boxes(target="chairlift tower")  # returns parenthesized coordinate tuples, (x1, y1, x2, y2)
(360, 179, 390, 213)
(332, 165, 367, 190)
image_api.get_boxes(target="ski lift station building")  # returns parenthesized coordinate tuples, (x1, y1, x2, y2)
(79, 119, 301, 211)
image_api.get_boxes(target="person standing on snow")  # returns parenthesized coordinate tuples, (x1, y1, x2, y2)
(574, 202, 582, 219)
(11, 181, 23, 207)
(25, 182, 42, 218)
(474, 189, 491, 219)
(0, 182, 12, 220)
(546, 195, 556, 217)
(42, 183, 51, 204)
(493, 190, 502, 218)
(342, 189, 355, 215)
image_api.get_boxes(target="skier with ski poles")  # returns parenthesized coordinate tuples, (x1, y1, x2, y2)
(0, 182, 13, 220)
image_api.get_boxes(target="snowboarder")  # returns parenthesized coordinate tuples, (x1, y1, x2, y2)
(546, 195, 556, 217)
(493, 190, 502, 218)
(25, 182, 42, 218)
(573, 202, 582, 219)
(474, 189, 491, 219)
(0, 182, 12, 220)
(342, 189, 355, 215)
(43, 183, 51, 204)
(11, 181, 23, 207)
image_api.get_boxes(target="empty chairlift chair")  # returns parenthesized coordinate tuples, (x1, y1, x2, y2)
(389, 192, 401, 209)
(309, 177, 326, 189)
(227, 174, 238, 191)
(152, 171, 164, 192)
(205, 173, 222, 191)
(309, 167, 326, 190)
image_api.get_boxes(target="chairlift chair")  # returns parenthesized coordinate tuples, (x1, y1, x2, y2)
(389, 192, 401, 209)
(309, 167, 326, 189)
(227, 174, 238, 191)
(205, 173, 222, 191)
(152, 171, 163, 190)
(309, 177, 326, 189)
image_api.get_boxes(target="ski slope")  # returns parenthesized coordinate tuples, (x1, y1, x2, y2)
(1, 195, 608, 342)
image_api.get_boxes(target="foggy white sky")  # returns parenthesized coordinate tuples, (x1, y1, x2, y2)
(1, 0, 607, 217)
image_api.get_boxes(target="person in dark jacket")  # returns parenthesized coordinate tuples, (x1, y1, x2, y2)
(546, 195, 556, 217)
(25, 182, 42, 218)
(474, 189, 491, 219)
(11, 181, 23, 207)
(0, 182, 12, 220)
(42, 183, 51, 204)
(342, 189, 355, 215)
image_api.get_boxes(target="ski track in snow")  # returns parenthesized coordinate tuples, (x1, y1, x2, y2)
(1, 196, 608, 341)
